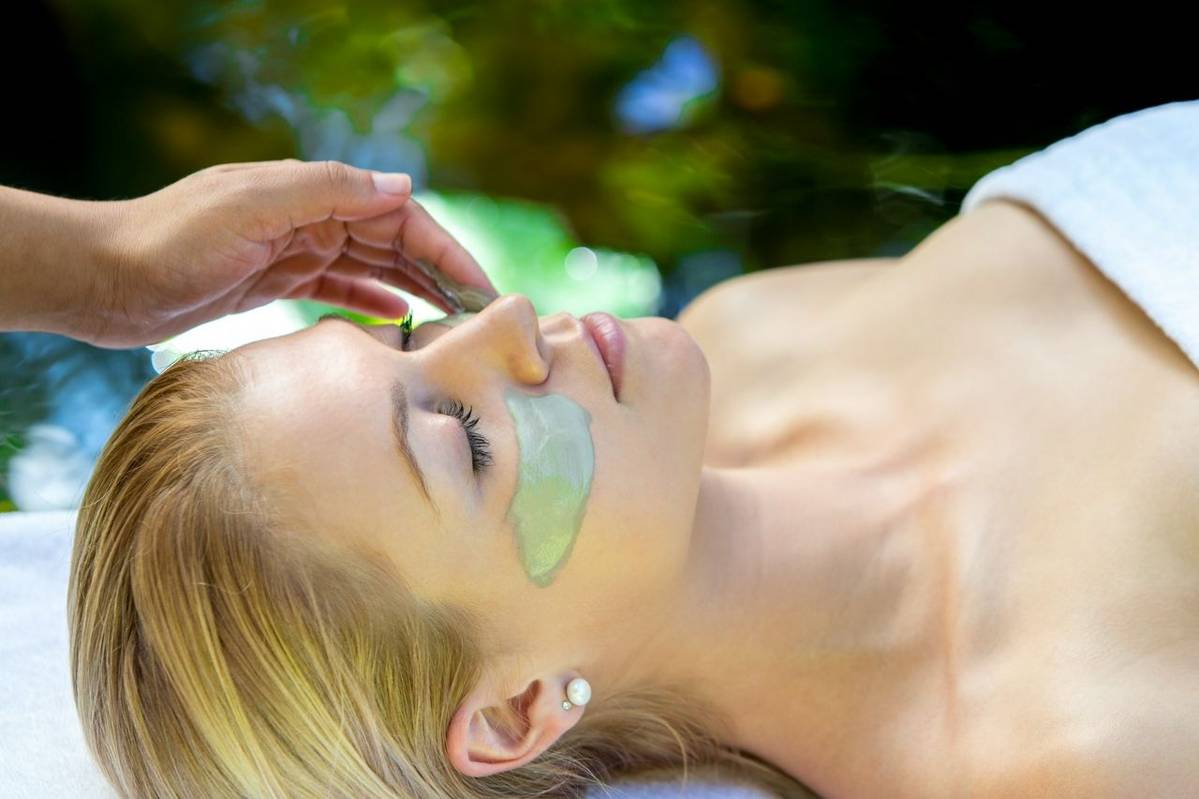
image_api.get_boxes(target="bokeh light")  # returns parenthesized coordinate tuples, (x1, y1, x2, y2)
(2, 1, 1191, 509)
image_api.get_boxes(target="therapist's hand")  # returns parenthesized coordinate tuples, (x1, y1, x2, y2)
(82, 159, 497, 348)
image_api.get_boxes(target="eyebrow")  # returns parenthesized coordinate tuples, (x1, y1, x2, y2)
(315, 314, 440, 519)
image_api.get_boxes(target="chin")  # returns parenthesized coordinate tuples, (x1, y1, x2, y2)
(630, 315, 711, 469)
(636, 316, 710, 399)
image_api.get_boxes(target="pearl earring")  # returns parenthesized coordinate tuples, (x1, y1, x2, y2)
(560, 676, 592, 711)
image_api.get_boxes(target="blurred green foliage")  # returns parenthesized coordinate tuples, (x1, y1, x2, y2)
(46, 0, 1041, 275)
(3, 0, 1193, 509)
(37, 0, 1189, 281)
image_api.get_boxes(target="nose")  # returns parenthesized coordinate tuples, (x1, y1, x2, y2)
(417, 294, 550, 388)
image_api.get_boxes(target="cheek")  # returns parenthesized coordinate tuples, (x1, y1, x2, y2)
(463, 333, 709, 620)
(503, 390, 595, 590)
(571, 420, 698, 601)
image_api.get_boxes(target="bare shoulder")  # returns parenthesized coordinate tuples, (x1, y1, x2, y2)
(677, 257, 899, 336)
(968, 744, 1199, 799)
(962, 676, 1199, 798)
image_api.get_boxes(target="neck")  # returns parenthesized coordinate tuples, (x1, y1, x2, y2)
(594, 380, 957, 788)
(589, 202, 1084, 788)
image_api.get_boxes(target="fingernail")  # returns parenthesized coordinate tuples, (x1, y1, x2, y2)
(372, 172, 412, 195)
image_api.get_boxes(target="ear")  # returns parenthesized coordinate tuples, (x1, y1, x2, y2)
(446, 671, 585, 778)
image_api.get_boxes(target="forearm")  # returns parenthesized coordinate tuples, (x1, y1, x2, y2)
(0, 185, 122, 340)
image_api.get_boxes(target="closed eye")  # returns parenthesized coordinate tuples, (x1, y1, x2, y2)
(442, 399, 493, 474)
(388, 313, 492, 475)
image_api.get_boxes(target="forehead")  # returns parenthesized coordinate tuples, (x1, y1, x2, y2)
(228, 325, 441, 559)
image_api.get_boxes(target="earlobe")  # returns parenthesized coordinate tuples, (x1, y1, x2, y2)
(445, 673, 585, 778)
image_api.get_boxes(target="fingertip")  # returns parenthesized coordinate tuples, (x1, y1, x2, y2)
(372, 171, 412, 196)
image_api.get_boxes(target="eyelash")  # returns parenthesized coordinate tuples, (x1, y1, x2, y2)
(444, 399, 493, 473)
(399, 314, 493, 474)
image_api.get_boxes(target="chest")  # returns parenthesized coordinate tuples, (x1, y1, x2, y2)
(682, 259, 1199, 796)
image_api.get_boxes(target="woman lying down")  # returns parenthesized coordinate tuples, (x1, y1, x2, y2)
(67, 101, 1199, 799)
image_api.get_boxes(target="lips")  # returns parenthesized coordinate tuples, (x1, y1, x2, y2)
(581, 312, 626, 401)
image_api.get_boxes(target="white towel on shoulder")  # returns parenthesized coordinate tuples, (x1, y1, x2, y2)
(959, 99, 1199, 370)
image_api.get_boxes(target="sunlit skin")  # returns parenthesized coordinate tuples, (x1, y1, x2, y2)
(231, 295, 716, 775)
(228, 200, 1199, 797)
(678, 199, 1199, 796)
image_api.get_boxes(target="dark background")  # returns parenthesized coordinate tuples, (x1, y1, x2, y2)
(1, 0, 1194, 510)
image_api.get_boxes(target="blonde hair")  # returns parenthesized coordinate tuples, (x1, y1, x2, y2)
(66, 350, 817, 798)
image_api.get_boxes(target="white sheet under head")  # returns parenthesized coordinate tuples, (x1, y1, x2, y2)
(0, 510, 772, 798)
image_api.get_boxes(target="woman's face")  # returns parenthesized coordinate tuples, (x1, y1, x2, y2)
(231, 294, 710, 660)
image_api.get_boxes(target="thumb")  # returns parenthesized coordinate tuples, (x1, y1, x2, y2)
(239, 159, 413, 240)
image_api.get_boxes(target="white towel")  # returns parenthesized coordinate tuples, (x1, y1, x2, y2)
(0, 510, 770, 798)
(0, 510, 105, 799)
(959, 99, 1199, 371)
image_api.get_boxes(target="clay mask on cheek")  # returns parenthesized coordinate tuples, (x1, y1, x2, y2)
(503, 389, 595, 587)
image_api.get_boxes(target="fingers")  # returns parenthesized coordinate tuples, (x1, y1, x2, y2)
(344, 197, 499, 299)
(340, 240, 447, 303)
(279, 217, 350, 259)
(284, 273, 411, 320)
(274, 236, 455, 313)
(234, 160, 414, 241)
(215, 158, 499, 307)
(324, 255, 438, 303)
(264, 249, 457, 315)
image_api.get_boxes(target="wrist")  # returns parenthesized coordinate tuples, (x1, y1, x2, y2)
(0, 185, 128, 344)
(69, 198, 136, 347)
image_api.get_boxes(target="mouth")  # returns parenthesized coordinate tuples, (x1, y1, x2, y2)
(581, 312, 626, 401)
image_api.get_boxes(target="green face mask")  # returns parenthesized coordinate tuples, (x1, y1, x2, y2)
(503, 389, 595, 587)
